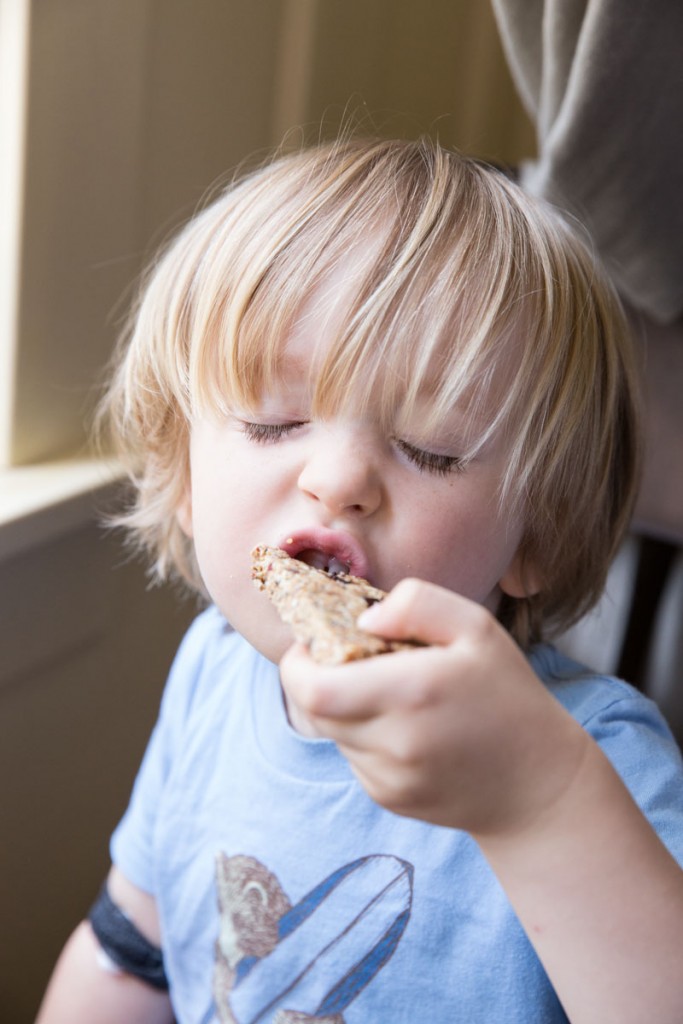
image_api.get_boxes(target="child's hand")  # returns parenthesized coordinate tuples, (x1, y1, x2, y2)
(282, 579, 683, 1022)
(279, 578, 588, 839)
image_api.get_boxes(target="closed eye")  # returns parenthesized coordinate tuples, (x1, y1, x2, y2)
(395, 438, 464, 476)
(241, 421, 307, 444)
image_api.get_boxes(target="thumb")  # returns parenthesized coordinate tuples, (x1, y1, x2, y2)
(357, 578, 483, 647)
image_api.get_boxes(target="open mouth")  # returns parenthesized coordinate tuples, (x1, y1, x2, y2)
(279, 529, 369, 580)
(295, 549, 351, 576)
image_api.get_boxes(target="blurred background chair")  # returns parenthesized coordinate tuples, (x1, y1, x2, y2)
(557, 315, 683, 746)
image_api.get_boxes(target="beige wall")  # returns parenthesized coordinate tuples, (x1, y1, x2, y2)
(305, 0, 534, 161)
(10, 0, 285, 466)
(1, 2, 533, 1019)
(0, 520, 197, 1021)
(6, 0, 533, 468)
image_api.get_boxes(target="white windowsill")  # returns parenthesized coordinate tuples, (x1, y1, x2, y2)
(0, 456, 124, 563)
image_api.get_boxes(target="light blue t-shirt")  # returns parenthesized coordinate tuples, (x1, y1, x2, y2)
(112, 606, 683, 1024)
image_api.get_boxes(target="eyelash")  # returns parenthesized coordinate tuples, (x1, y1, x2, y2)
(240, 422, 463, 477)
(240, 421, 306, 443)
(394, 439, 463, 477)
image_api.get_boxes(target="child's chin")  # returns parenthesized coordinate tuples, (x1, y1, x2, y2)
(222, 603, 293, 664)
(251, 623, 295, 666)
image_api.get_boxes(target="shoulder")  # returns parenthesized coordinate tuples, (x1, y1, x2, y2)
(530, 643, 677, 742)
(172, 603, 236, 667)
(158, 606, 259, 730)
(531, 643, 683, 860)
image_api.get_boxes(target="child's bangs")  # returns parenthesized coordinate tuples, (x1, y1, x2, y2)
(234, 232, 514, 451)
(184, 154, 401, 419)
(182, 138, 563, 496)
(309, 285, 515, 458)
(301, 164, 557, 473)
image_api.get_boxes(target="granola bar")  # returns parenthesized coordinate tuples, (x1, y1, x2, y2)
(251, 545, 417, 665)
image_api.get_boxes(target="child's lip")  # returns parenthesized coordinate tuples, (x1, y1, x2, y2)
(278, 528, 371, 581)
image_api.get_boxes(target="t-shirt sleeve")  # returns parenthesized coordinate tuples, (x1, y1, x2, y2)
(582, 689, 683, 865)
(537, 645, 683, 866)
(110, 606, 224, 894)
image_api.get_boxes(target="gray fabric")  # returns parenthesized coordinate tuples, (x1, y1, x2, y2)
(491, 0, 683, 323)
(88, 884, 168, 990)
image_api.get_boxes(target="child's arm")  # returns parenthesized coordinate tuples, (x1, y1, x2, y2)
(280, 578, 683, 1024)
(478, 729, 683, 1023)
(36, 867, 174, 1024)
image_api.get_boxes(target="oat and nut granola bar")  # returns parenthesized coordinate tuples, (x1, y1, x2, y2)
(251, 545, 418, 665)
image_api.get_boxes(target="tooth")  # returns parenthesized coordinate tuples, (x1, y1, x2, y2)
(328, 556, 350, 576)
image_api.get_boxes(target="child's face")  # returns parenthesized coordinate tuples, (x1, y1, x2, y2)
(177, 271, 530, 664)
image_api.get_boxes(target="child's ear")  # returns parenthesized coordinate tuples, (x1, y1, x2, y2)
(499, 551, 541, 599)
(176, 487, 193, 538)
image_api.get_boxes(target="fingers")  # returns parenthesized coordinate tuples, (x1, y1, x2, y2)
(279, 580, 580, 836)
(279, 642, 446, 809)
(279, 642, 405, 723)
(357, 577, 493, 647)
(280, 580, 498, 725)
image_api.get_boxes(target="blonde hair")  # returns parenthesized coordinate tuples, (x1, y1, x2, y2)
(100, 136, 641, 646)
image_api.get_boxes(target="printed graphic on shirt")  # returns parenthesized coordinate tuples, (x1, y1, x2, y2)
(213, 852, 414, 1023)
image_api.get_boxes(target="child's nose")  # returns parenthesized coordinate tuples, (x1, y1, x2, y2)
(297, 432, 383, 518)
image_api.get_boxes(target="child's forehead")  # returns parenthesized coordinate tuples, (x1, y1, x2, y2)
(287, 252, 371, 351)
(264, 302, 515, 453)
(199, 171, 538, 449)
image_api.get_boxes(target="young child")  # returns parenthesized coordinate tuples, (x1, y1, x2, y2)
(38, 137, 683, 1024)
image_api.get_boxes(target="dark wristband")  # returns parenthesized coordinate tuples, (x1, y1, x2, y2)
(88, 883, 169, 991)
